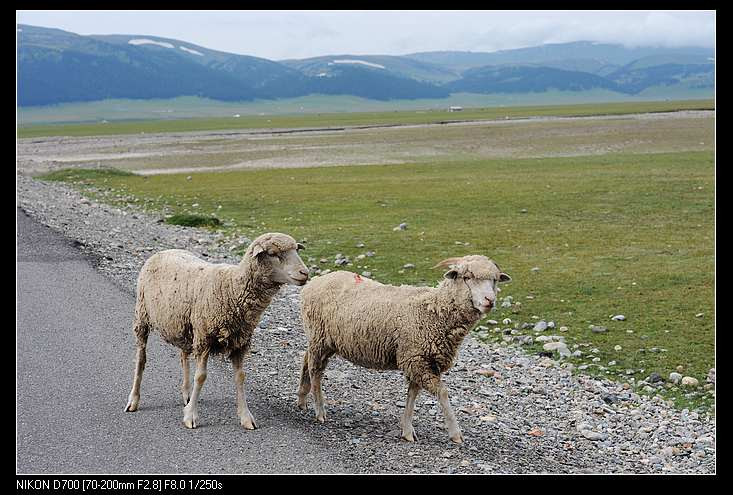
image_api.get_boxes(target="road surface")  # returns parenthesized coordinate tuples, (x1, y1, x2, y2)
(16, 208, 349, 474)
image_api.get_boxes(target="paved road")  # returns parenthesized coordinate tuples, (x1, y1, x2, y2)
(16, 208, 349, 474)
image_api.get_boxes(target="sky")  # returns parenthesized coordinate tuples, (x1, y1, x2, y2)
(17, 10, 716, 60)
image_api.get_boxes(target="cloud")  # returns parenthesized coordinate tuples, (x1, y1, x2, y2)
(17, 10, 715, 60)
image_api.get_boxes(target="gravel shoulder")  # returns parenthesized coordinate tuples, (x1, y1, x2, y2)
(16, 173, 716, 474)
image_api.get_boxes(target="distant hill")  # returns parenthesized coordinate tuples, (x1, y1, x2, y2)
(17, 25, 714, 107)
(405, 41, 714, 73)
(447, 65, 620, 94)
(280, 54, 460, 83)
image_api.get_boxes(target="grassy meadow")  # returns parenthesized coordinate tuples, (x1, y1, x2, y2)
(18, 98, 713, 138)
(39, 149, 715, 410)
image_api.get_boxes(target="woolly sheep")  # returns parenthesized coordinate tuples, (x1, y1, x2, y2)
(298, 255, 511, 443)
(124, 233, 309, 430)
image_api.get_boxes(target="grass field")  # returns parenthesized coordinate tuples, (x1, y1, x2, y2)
(18, 99, 714, 138)
(39, 149, 715, 410)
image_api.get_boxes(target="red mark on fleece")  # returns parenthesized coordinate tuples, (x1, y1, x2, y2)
(354, 274, 363, 284)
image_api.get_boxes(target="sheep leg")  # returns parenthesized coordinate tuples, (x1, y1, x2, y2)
(400, 381, 421, 442)
(296, 351, 311, 410)
(423, 376, 463, 444)
(231, 350, 257, 430)
(180, 350, 192, 405)
(182, 350, 209, 429)
(309, 350, 331, 423)
(124, 322, 149, 412)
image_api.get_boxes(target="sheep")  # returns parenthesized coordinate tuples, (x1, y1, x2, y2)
(298, 255, 511, 443)
(124, 232, 309, 430)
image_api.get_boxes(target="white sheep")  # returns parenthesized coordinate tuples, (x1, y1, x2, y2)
(298, 255, 511, 443)
(124, 232, 309, 430)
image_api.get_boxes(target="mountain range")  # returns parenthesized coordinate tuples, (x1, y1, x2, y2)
(17, 24, 715, 107)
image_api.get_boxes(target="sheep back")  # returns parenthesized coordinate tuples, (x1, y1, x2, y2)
(301, 271, 471, 373)
(136, 249, 258, 355)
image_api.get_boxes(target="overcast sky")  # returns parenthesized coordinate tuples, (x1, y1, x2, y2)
(17, 10, 715, 60)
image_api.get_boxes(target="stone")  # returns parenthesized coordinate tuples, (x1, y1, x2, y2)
(533, 321, 548, 332)
(559, 326, 568, 332)
(591, 326, 608, 333)
(648, 372, 663, 383)
(611, 315, 626, 321)
(403, 263, 415, 269)
(580, 430, 607, 441)
(707, 368, 715, 384)
(614, 345, 622, 351)
(543, 342, 569, 354)
(681, 377, 699, 387)
(502, 318, 512, 325)
(668, 372, 682, 384)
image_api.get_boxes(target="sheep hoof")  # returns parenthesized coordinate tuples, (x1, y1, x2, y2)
(183, 408, 198, 429)
(241, 416, 257, 430)
(297, 398, 308, 411)
(401, 431, 418, 443)
(315, 412, 326, 423)
(124, 398, 139, 412)
(449, 432, 464, 444)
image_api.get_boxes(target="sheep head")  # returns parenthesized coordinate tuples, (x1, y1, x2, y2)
(433, 255, 511, 313)
(246, 233, 309, 286)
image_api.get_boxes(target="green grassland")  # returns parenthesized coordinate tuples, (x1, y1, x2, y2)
(18, 98, 713, 139)
(39, 150, 715, 410)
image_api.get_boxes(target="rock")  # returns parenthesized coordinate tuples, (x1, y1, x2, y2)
(591, 326, 608, 333)
(559, 326, 568, 332)
(502, 318, 512, 325)
(547, 321, 555, 329)
(695, 313, 704, 318)
(361, 271, 372, 278)
(537, 351, 554, 358)
(403, 263, 415, 269)
(611, 315, 626, 321)
(648, 372, 663, 383)
(186, 176, 192, 180)
(479, 414, 497, 423)
(356, 242, 365, 248)
(530, 267, 540, 272)
(681, 377, 699, 387)
(394, 222, 408, 231)
(533, 321, 548, 332)
(365, 251, 375, 257)
(668, 372, 682, 384)
(602, 394, 620, 404)
(487, 319, 499, 325)
(536, 335, 552, 342)
(707, 368, 715, 384)
(475, 369, 495, 377)
(543, 342, 569, 354)
(580, 430, 607, 441)
(527, 427, 544, 437)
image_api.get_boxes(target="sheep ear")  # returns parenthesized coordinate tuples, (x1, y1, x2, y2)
(296, 243, 305, 251)
(250, 243, 265, 257)
(444, 269, 458, 280)
(499, 272, 512, 283)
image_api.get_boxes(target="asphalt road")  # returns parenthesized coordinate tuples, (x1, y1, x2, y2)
(16, 208, 349, 474)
